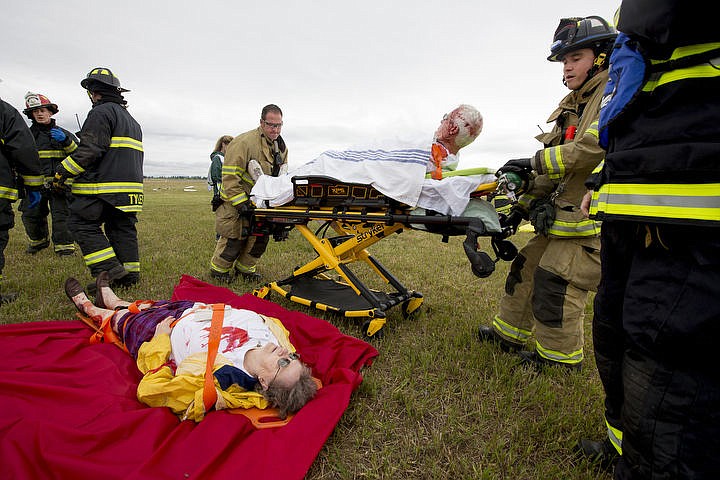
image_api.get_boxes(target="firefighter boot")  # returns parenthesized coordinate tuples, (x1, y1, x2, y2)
(574, 438, 619, 471)
(478, 325, 522, 353)
(87, 265, 129, 296)
(517, 350, 582, 371)
(26, 239, 50, 255)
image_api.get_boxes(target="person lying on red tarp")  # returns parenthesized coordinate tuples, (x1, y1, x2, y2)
(64, 271, 317, 422)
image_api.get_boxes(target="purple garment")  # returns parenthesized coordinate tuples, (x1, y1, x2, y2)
(116, 300, 195, 358)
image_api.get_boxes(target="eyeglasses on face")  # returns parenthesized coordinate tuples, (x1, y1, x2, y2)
(262, 120, 283, 129)
(268, 352, 300, 388)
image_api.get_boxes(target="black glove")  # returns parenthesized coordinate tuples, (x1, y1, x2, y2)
(236, 201, 255, 218)
(529, 200, 556, 236)
(496, 158, 532, 177)
(211, 193, 223, 212)
(499, 206, 527, 235)
(51, 172, 70, 193)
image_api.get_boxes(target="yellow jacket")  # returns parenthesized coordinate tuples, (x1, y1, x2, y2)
(135, 314, 294, 422)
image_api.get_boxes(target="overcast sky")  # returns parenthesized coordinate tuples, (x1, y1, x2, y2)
(3, 0, 619, 177)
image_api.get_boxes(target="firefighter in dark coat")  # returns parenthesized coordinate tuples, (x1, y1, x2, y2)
(583, 0, 720, 477)
(54, 68, 144, 288)
(0, 97, 43, 303)
(21, 91, 79, 256)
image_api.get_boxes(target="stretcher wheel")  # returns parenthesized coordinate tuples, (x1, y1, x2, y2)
(362, 318, 386, 338)
(402, 297, 423, 319)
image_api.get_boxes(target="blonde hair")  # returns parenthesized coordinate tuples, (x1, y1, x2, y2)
(213, 135, 233, 152)
(451, 105, 483, 149)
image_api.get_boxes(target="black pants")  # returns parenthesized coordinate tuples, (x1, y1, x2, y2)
(613, 223, 720, 479)
(67, 196, 139, 277)
(593, 221, 636, 444)
(20, 189, 74, 250)
(0, 199, 13, 277)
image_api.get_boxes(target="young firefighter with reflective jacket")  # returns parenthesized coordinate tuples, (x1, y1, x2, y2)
(209, 104, 287, 282)
(478, 16, 616, 370)
(0, 97, 43, 304)
(582, 0, 720, 477)
(53, 68, 143, 289)
(21, 91, 79, 256)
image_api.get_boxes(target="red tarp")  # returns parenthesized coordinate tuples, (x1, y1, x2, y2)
(0, 275, 378, 480)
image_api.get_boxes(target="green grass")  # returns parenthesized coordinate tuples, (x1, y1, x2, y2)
(2, 179, 610, 480)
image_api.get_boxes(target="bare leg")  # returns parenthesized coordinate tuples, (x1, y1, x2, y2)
(99, 284, 131, 310)
(67, 288, 117, 324)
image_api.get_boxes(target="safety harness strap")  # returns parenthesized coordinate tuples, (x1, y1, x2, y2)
(202, 303, 226, 413)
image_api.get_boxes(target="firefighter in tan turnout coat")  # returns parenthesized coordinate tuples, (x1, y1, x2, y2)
(478, 16, 616, 370)
(209, 104, 287, 282)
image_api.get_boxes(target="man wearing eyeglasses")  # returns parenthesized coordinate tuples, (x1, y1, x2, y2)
(210, 104, 288, 283)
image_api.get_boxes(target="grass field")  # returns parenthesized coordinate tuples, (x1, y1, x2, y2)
(2, 178, 611, 479)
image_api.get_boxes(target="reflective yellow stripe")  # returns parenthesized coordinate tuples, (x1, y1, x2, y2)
(585, 121, 599, 139)
(109, 136, 143, 151)
(606, 418, 623, 455)
(39, 149, 67, 159)
(222, 165, 255, 185)
(64, 140, 78, 154)
(61, 156, 85, 175)
(543, 145, 565, 179)
(71, 182, 143, 195)
(116, 205, 143, 213)
(227, 192, 249, 206)
(0, 186, 19, 201)
(123, 262, 140, 273)
(535, 341, 583, 364)
(492, 315, 532, 343)
(21, 174, 44, 187)
(592, 183, 720, 222)
(644, 43, 720, 92)
(591, 159, 604, 175)
(84, 247, 116, 266)
(548, 219, 601, 237)
(235, 262, 257, 274)
(210, 261, 232, 274)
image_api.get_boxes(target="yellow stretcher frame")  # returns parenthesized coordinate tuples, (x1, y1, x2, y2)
(250, 178, 502, 337)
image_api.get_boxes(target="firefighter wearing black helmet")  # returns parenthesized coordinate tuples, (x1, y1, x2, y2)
(478, 17, 616, 372)
(21, 91, 79, 256)
(0, 97, 43, 304)
(54, 67, 144, 288)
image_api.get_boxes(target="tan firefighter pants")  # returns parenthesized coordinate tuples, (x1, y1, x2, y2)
(493, 234, 601, 365)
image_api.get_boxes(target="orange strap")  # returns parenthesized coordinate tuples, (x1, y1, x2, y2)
(202, 303, 226, 413)
(430, 143, 448, 180)
(77, 311, 128, 353)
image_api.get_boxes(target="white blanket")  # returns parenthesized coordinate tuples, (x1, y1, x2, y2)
(251, 148, 497, 215)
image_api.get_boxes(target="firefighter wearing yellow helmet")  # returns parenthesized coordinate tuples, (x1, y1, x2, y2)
(20, 91, 79, 256)
(478, 16, 616, 372)
(54, 67, 144, 289)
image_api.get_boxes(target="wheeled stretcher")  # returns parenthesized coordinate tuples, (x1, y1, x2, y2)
(250, 174, 519, 337)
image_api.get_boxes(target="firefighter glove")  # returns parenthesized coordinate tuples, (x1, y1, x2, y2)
(496, 158, 532, 177)
(51, 172, 70, 193)
(26, 190, 42, 209)
(500, 205, 527, 235)
(529, 200, 556, 236)
(50, 127, 67, 143)
(236, 201, 254, 218)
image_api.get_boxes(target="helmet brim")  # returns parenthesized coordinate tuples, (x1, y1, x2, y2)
(23, 104, 59, 116)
